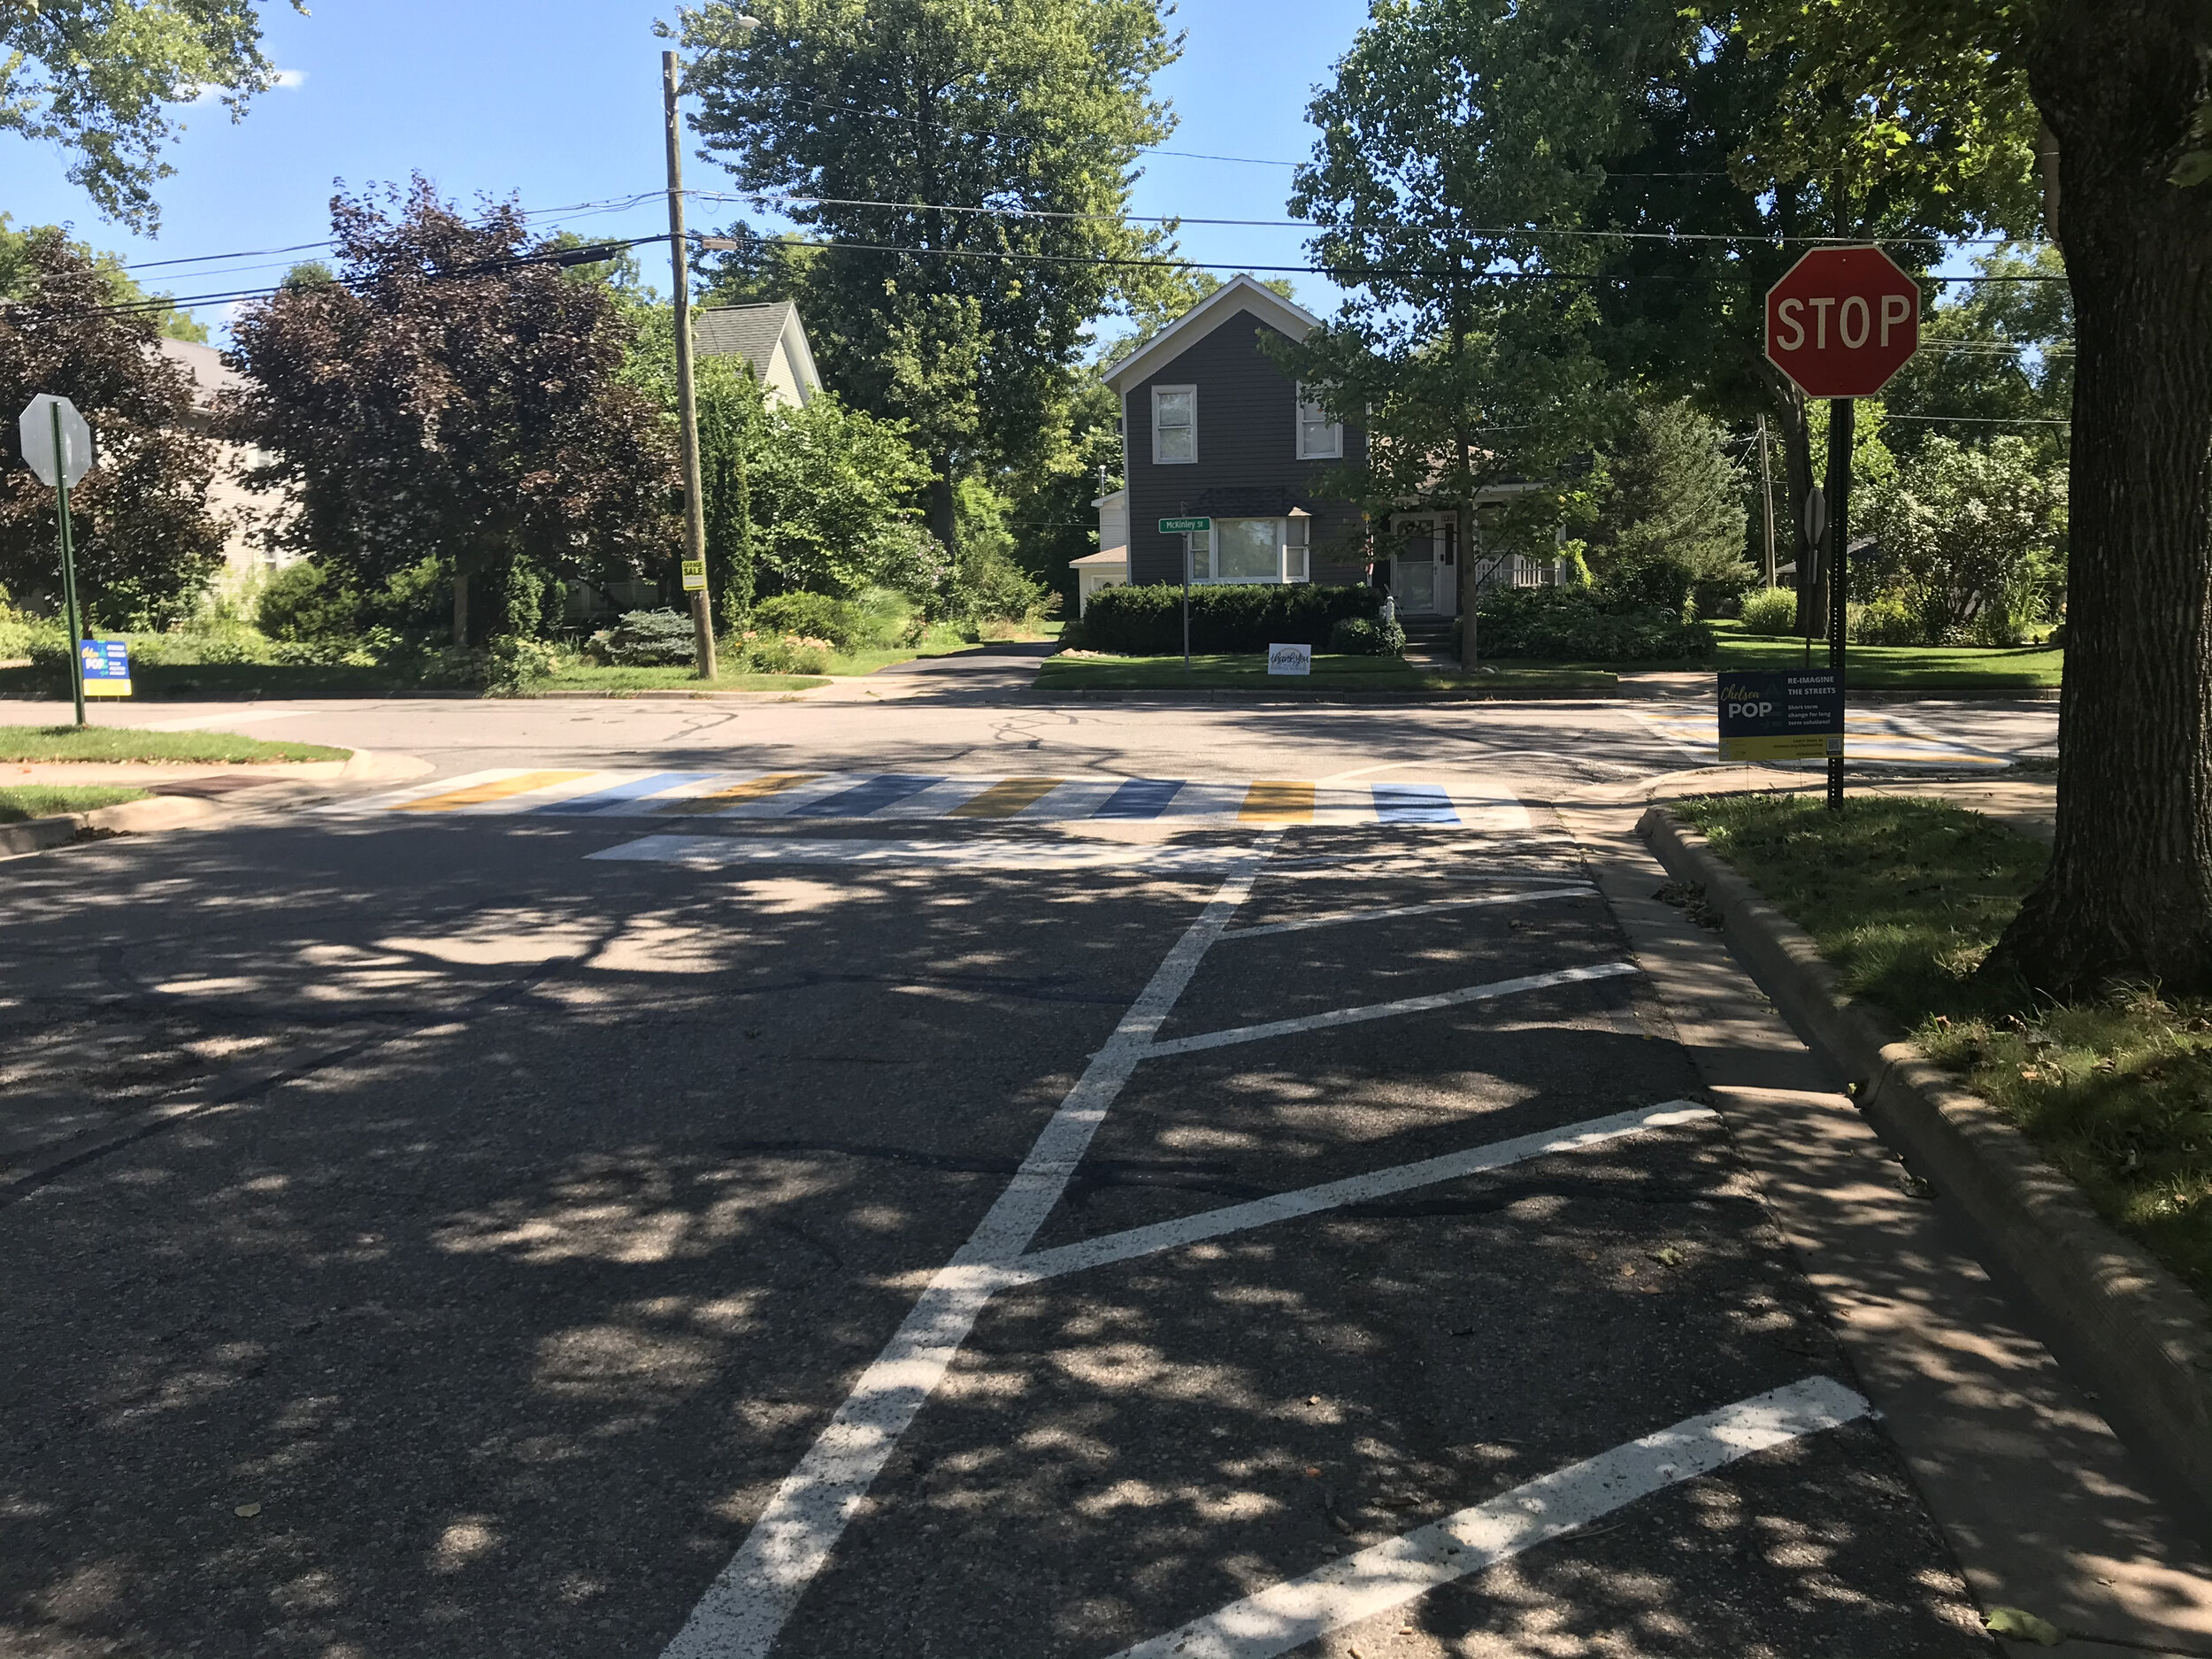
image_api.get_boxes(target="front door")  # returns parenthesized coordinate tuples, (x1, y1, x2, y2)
(1391, 521, 1445, 615)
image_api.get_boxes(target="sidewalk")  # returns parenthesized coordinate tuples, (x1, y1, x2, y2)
(1612, 761, 2058, 841)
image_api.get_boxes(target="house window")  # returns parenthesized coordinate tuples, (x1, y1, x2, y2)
(1189, 518, 1307, 585)
(1286, 513, 1310, 582)
(1296, 384, 1342, 459)
(1152, 385, 1196, 464)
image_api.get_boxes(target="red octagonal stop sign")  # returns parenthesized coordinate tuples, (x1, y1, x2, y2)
(1764, 245, 1921, 398)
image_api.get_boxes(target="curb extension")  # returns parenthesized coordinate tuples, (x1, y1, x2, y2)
(1638, 803, 2212, 1512)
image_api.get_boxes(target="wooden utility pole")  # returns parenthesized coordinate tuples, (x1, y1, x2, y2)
(1756, 413, 1777, 588)
(664, 50, 718, 680)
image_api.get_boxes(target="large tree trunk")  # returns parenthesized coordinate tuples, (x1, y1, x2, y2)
(926, 457, 957, 561)
(1991, 2, 2212, 995)
(1754, 363, 1818, 634)
(452, 572, 469, 650)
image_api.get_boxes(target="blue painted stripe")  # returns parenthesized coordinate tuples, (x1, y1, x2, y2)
(803, 774, 949, 818)
(1373, 784, 1460, 824)
(529, 772, 719, 814)
(1094, 779, 1187, 820)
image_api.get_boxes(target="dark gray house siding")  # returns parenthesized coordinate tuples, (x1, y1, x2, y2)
(1123, 307, 1369, 588)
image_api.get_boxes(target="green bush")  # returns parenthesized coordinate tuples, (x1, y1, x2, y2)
(1083, 583, 1382, 656)
(743, 634, 831, 675)
(601, 610, 696, 667)
(1474, 587, 1714, 661)
(753, 591, 866, 653)
(1328, 616, 1408, 657)
(257, 559, 363, 642)
(1601, 555, 1696, 618)
(1739, 587, 1801, 637)
(485, 636, 561, 695)
(1854, 595, 1925, 645)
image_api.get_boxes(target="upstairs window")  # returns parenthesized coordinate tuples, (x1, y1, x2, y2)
(1296, 384, 1342, 459)
(1152, 385, 1196, 464)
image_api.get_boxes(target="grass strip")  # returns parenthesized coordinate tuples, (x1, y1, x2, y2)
(0, 725, 349, 764)
(530, 668, 831, 692)
(1035, 652, 1616, 691)
(0, 784, 150, 822)
(1675, 792, 2212, 1303)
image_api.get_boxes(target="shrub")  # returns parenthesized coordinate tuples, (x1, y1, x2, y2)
(1473, 587, 1714, 661)
(601, 610, 696, 667)
(742, 634, 831, 675)
(1739, 587, 1801, 637)
(1601, 554, 1697, 618)
(257, 559, 363, 642)
(1083, 583, 1382, 656)
(753, 591, 865, 653)
(1854, 595, 1925, 645)
(1328, 616, 1408, 657)
(485, 636, 561, 695)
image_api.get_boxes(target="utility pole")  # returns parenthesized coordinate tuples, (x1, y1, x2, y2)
(664, 49, 718, 680)
(1756, 413, 1777, 588)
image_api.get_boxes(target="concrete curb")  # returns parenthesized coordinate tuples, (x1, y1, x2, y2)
(1637, 803, 2212, 1512)
(1025, 687, 1618, 703)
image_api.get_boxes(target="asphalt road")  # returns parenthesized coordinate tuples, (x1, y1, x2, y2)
(0, 680, 2065, 1657)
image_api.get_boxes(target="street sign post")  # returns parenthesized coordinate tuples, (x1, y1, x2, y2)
(1764, 247, 1920, 810)
(18, 395, 96, 726)
(1161, 517, 1210, 674)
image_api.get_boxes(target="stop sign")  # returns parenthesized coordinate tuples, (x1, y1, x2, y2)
(1764, 245, 1921, 398)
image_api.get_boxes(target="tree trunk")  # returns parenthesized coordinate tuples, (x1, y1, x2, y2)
(926, 457, 957, 559)
(452, 572, 469, 649)
(1754, 362, 1817, 634)
(1991, 2, 2212, 994)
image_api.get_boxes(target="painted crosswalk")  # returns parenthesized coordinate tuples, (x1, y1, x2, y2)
(339, 768, 1532, 830)
(1629, 703, 2016, 769)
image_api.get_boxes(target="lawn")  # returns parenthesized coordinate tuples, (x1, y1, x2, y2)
(1034, 651, 1617, 692)
(0, 784, 150, 822)
(1676, 792, 2212, 1303)
(1702, 621, 2062, 689)
(0, 725, 350, 764)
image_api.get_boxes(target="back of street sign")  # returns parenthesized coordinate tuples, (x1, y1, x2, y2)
(19, 395, 93, 488)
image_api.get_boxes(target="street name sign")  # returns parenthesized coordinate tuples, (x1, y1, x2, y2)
(1764, 247, 1921, 398)
(19, 394, 93, 488)
(1266, 641, 1312, 676)
(1159, 516, 1210, 534)
(1717, 670, 1843, 762)
(80, 639, 131, 698)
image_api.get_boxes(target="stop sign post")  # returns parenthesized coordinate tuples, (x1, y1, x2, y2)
(16, 395, 96, 726)
(1763, 246, 1922, 809)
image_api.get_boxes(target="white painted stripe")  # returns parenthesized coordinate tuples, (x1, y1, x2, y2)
(588, 834, 1259, 874)
(1109, 1376, 1873, 1659)
(1006, 1102, 1716, 1286)
(142, 708, 319, 732)
(656, 834, 1284, 1659)
(1222, 887, 1591, 939)
(1145, 961, 1641, 1058)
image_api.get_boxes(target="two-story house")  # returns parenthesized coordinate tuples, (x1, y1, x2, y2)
(1086, 276, 1371, 614)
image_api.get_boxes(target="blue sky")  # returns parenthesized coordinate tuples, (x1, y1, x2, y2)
(0, 0, 1372, 342)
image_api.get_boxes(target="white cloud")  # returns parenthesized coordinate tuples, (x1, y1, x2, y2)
(272, 69, 307, 89)
(186, 69, 304, 104)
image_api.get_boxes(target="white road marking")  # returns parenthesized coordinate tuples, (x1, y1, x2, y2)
(1221, 887, 1591, 939)
(1144, 962, 1641, 1058)
(141, 708, 319, 732)
(588, 834, 1259, 875)
(1004, 1102, 1717, 1286)
(657, 835, 1286, 1659)
(1109, 1376, 1873, 1659)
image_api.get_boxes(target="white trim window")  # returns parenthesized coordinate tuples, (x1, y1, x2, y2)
(1295, 383, 1342, 459)
(1285, 512, 1310, 582)
(1192, 518, 1310, 585)
(1152, 384, 1196, 464)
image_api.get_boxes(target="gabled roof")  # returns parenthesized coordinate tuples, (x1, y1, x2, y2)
(155, 337, 244, 412)
(1101, 274, 1323, 395)
(695, 300, 822, 404)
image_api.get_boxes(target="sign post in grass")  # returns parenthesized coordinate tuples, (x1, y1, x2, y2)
(18, 395, 95, 727)
(1160, 517, 1210, 676)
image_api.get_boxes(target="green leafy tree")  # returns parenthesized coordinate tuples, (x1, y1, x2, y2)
(1727, 0, 2212, 995)
(2, 0, 304, 231)
(0, 215, 206, 341)
(1586, 399, 1753, 617)
(1879, 244, 2072, 458)
(226, 178, 680, 648)
(0, 225, 224, 626)
(674, 0, 1181, 549)
(747, 391, 934, 596)
(1859, 434, 2065, 644)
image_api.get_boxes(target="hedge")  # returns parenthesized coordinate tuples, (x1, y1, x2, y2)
(1472, 587, 1714, 661)
(1081, 582, 1383, 655)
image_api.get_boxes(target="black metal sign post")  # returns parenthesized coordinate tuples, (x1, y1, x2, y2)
(1158, 514, 1210, 678)
(1825, 397, 1854, 811)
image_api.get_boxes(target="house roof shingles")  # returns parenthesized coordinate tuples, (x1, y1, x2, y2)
(695, 301, 797, 375)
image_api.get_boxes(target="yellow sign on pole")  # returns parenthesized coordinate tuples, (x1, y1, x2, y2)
(680, 558, 707, 593)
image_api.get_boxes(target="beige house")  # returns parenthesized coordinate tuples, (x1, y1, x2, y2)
(694, 301, 822, 407)
(155, 337, 297, 585)
(1072, 488, 1129, 615)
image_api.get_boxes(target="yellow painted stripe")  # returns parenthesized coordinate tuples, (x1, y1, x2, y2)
(395, 771, 595, 813)
(1240, 780, 1315, 823)
(948, 777, 1065, 818)
(658, 772, 825, 812)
